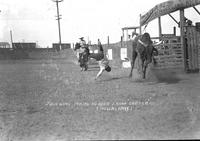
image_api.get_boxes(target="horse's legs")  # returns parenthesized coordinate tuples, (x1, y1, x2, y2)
(129, 51, 137, 78)
(142, 61, 148, 79)
(84, 63, 88, 71)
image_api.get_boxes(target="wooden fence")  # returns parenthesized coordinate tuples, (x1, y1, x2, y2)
(97, 36, 184, 70)
(88, 29, 200, 71)
(152, 35, 184, 69)
(186, 26, 200, 72)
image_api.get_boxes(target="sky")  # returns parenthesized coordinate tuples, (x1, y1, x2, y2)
(0, 0, 200, 47)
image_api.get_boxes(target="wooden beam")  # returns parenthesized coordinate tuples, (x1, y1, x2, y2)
(173, 26, 176, 35)
(126, 30, 128, 41)
(158, 17, 162, 39)
(180, 9, 187, 71)
(168, 13, 179, 25)
(107, 36, 110, 45)
(122, 26, 140, 30)
(139, 14, 142, 35)
(193, 6, 200, 16)
(122, 29, 124, 41)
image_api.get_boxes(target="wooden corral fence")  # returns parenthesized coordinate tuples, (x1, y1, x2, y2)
(98, 24, 200, 71)
(153, 24, 200, 71)
(196, 23, 200, 71)
(152, 35, 183, 69)
(100, 36, 184, 70)
(185, 25, 200, 72)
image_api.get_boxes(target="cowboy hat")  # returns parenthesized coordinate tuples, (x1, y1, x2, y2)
(105, 65, 111, 72)
(79, 37, 84, 39)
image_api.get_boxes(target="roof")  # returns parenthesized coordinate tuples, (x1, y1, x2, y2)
(140, 0, 200, 26)
(122, 26, 140, 30)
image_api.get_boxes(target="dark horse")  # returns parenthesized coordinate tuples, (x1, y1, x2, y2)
(129, 33, 159, 79)
(74, 43, 90, 71)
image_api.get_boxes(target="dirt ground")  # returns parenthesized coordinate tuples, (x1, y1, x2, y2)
(0, 49, 200, 140)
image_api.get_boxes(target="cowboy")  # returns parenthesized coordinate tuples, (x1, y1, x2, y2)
(95, 54, 111, 80)
(79, 37, 86, 48)
(78, 37, 89, 62)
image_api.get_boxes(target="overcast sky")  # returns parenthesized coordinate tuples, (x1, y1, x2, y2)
(0, 0, 200, 47)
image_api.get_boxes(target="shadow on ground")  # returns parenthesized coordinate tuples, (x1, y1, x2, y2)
(103, 76, 128, 82)
(152, 69, 182, 84)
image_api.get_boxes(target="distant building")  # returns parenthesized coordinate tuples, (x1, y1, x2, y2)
(0, 42, 10, 48)
(12, 42, 36, 50)
(52, 43, 71, 51)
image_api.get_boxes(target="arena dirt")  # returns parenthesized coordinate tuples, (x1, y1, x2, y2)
(0, 49, 200, 140)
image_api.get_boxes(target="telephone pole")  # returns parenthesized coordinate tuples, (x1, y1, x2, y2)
(52, 0, 63, 51)
(10, 30, 13, 49)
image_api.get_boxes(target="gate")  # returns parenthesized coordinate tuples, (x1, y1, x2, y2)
(185, 26, 199, 73)
(153, 35, 183, 69)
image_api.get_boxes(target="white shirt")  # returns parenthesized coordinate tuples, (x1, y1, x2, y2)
(79, 40, 86, 48)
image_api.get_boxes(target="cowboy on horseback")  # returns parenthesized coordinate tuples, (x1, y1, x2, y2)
(78, 37, 87, 61)
(78, 37, 90, 71)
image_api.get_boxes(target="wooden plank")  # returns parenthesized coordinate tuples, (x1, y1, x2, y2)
(194, 28, 199, 70)
(155, 55, 183, 59)
(196, 30, 200, 69)
(140, 0, 200, 26)
(158, 17, 162, 39)
(198, 30, 200, 68)
(192, 27, 196, 70)
(192, 27, 197, 70)
(152, 36, 180, 40)
(180, 9, 187, 71)
(187, 27, 193, 70)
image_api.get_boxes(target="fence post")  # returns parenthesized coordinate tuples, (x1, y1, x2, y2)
(173, 26, 176, 35)
(121, 36, 123, 48)
(139, 14, 142, 35)
(158, 17, 162, 40)
(107, 36, 110, 45)
(180, 9, 187, 71)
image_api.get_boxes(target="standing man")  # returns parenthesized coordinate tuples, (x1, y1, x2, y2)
(98, 38, 104, 54)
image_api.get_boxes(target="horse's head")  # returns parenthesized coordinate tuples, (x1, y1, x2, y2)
(136, 33, 159, 64)
(74, 43, 81, 51)
(136, 33, 153, 54)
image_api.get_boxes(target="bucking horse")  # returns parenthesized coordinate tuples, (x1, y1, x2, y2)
(74, 43, 90, 71)
(129, 32, 159, 79)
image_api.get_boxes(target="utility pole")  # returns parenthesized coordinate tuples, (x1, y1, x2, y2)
(52, 0, 63, 51)
(10, 30, 13, 49)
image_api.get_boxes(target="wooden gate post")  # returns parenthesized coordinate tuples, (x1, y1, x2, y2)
(139, 14, 142, 35)
(180, 9, 187, 72)
(158, 17, 162, 40)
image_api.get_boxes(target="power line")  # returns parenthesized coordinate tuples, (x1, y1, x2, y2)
(52, 0, 63, 51)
